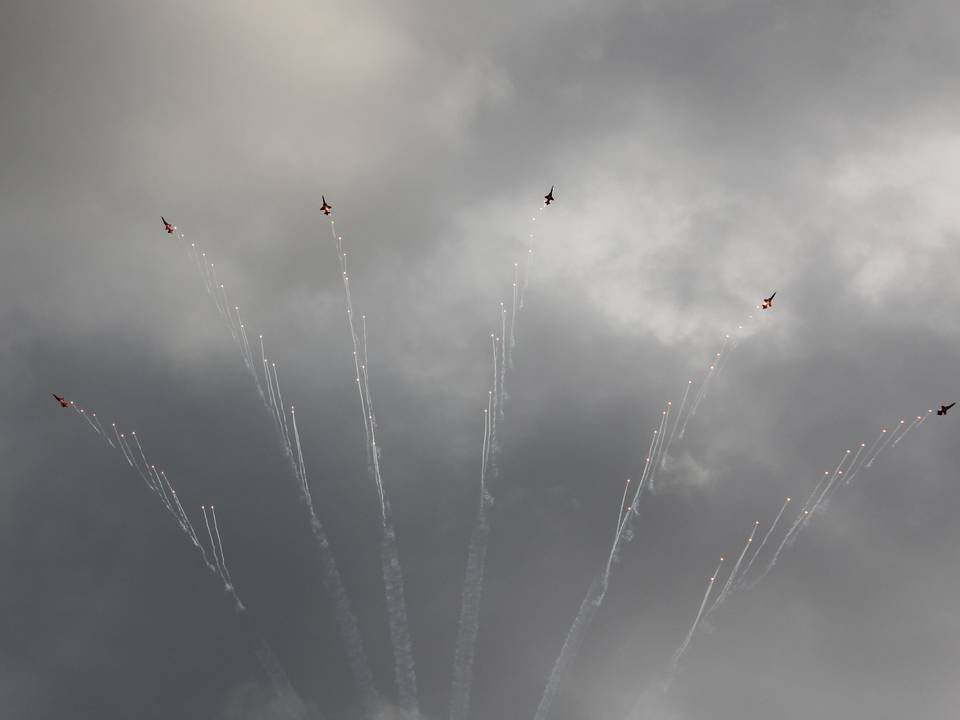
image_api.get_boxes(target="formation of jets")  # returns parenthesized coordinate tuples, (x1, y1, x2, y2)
(92, 202, 952, 430)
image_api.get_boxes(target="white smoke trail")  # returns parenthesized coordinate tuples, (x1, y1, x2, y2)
(738, 497, 791, 586)
(330, 218, 418, 715)
(706, 522, 758, 617)
(532, 574, 607, 720)
(754, 475, 828, 585)
(448, 441, 492, 720)
(533, 468, 653, 720)
(846, 431, 884, 486)
(509, 263, 519, 367)
(893, 415, 924, 448)
(89, 413, 115, 448)
(660, 381, 693, 470)
(111, 424, 133, 467)
(817, 443, 865, 511)
(172, 223, 375, 707)
(452, 196, 553, 720)
(203, 505, 227, 584)
(639, 407, 669, 493)
(670, 557, 725, 672)
(209, 505, 235, 590)
(865, 426, 897, 469)
(677, 342, 723, 441)
(804, 450, 854, 520)
(290, 408, 377, 707)
(685, 337, 728, 422)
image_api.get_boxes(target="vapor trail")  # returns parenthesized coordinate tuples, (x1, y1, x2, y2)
(533, 467, 652, 720)
(846, 430, 885, 485)
(452, 197, 552, 720)
(753, 475, 829, 585)
(509, 263, 519, 367)
(660, 381, 693, 469)
(171, 223, 375, 709)
(677, 340, 724, 441)
(685, 337, 728, 422)
(738, 497, 791, 585)
(68, 401, 308, 713)
(865, 425, 897, 469)
(706, 522, 758, 617)
(210, 505, 235, 589)
(670, 557, 725, 672)
(331, 218, 418, 716)
(892, 415, 924, 448)
(291, 407, 377, 706)
(532, 574, 607, 720)
(448, 449, 492, 720)
(817, 443, 865, 511)
(805, 450, 854, 520)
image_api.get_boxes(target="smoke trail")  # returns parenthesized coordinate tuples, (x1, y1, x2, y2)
(660, 381, 693, 470)
(68, 401, 307, 713)
(670, 557, 725, 672)
(210, 505, 235, 590)
(203, 505, 227, 584)
(738, 497, 790, 586)
(846, 430, 884, 486)
(677, 341, 724, 441)
(817, 443, 865, 511)
(532, 574, 607, 720)
(754, 475, 828, 585)
(331, 218, 418, 715)
(498, 307, 508, 419)
(533, 470, 652, 720)
(487, 335, 500, 481)
(650, 404, 672, 480)
(452, 196, 553, 720)
(712, 333, 737, 378)
(804, 450, 854, 521)
(892, 415, 923, 448)
(448, 477, 492, 720)
(639, 406, 669, 493)
(686, 337, 728, 419)
(706, 522, 758, 617)
(172, 223, 375, 707)
(864, 426, 896, 469)
(509, 263, 519, 367)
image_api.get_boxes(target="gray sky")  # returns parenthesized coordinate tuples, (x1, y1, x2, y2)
(3, 1, 960, 718)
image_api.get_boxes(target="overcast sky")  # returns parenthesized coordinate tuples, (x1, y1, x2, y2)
(3, 1, 960, 719)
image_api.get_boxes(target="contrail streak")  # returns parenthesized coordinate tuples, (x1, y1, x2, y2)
(738, 497, 791, 585)
(670, 557, 725, 672)
(67, 400, 306, 713)
(706, 523, 758, 617)
(331, 218, 418, 715)
(171, 223, 374, 711)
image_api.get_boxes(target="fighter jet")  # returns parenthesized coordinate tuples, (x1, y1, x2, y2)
(52, 393, 69, 408)
(761, 292, 776, 310)
(544, 186, 555, 206)
(321, 196, 332, 216)
(937, 402, 955, 416)
(162, 216, 175, 234)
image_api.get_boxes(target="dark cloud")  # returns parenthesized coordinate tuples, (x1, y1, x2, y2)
(3, 2, 960, 719)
